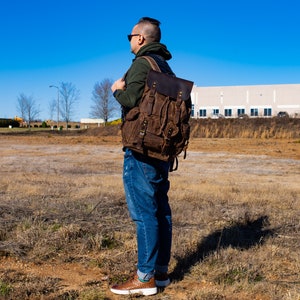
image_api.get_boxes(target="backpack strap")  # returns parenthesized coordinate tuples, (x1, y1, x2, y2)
(169, 157, 178, 172)
(140, 56, 161, 72)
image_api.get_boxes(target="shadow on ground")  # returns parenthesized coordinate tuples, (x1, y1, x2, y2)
(170, 215, 275, 282)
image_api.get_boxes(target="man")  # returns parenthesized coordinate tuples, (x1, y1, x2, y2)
(110, 17, 173, 296)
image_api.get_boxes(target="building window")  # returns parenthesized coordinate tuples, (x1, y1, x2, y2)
(191, 104, 194, 117)
(199, 109, 207, 117)
(264, 108, 272, 116)
(237, 108, 245, 116)
(224, 109, 232, 117)
(212, 109, 219, 115)
(250, 108, 258, 116)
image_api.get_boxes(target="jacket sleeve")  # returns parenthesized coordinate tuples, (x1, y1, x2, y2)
(114, 58, 150, 108)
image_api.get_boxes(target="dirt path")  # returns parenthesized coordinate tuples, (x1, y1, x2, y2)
(1, 134, 299, 159)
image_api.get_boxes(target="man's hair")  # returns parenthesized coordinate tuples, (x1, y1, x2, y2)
(137, 17, 161, 42)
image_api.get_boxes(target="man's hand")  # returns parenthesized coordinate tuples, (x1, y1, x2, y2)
(111, 78, 126, 93)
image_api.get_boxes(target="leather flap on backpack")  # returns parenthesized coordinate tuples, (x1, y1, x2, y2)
(147, 70, 194, 101)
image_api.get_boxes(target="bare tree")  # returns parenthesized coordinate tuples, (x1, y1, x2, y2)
(90, 78, 117, 125)
(16, 93, 27, 120)
(48, 99, 56, 122)
(59, 82, 80, 129)
(16, 93, 40, 127)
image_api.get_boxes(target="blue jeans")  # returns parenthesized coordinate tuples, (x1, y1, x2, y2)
(123, 148, 172, 281)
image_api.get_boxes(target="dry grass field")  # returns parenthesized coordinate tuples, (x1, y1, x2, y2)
(0, 121, 299, 300)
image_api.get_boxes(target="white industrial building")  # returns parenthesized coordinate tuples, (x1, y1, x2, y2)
(80, 118, 104, 128)
(191, 83, 300, 118)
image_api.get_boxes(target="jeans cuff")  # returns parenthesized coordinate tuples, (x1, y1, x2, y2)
(137, 269, 154, 281)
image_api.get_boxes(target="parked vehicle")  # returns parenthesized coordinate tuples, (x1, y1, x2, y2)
(277, 111, 289, 118)
(238, 113, 249, 119)
(211, 113, 225, 119)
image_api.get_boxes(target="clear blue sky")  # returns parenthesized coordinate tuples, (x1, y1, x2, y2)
(1, 0, 299, 121)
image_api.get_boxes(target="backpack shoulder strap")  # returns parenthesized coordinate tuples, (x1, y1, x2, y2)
(140, 56, 161, 72)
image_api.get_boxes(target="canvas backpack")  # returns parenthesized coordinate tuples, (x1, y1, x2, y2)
(121, 56, 194, 171)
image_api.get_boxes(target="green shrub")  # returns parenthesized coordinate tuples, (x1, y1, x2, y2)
(41, 121, 48, 128)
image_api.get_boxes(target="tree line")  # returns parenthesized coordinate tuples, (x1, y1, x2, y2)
(16, 79, 118, 127)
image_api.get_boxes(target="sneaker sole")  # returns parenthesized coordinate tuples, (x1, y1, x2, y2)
(110, 287, 157, 296)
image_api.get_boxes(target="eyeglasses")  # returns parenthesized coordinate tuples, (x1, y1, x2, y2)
(127, 34, 140, 42)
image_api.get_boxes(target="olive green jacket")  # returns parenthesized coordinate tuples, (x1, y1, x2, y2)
(114, 42, 172, 110)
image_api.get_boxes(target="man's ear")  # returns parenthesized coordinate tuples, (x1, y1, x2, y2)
(138, 35, 145, 45)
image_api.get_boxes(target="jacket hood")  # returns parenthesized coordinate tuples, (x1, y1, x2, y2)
(136, 42, 172, 61)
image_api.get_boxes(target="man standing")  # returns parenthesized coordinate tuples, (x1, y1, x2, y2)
(110, 17, 173, 296)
